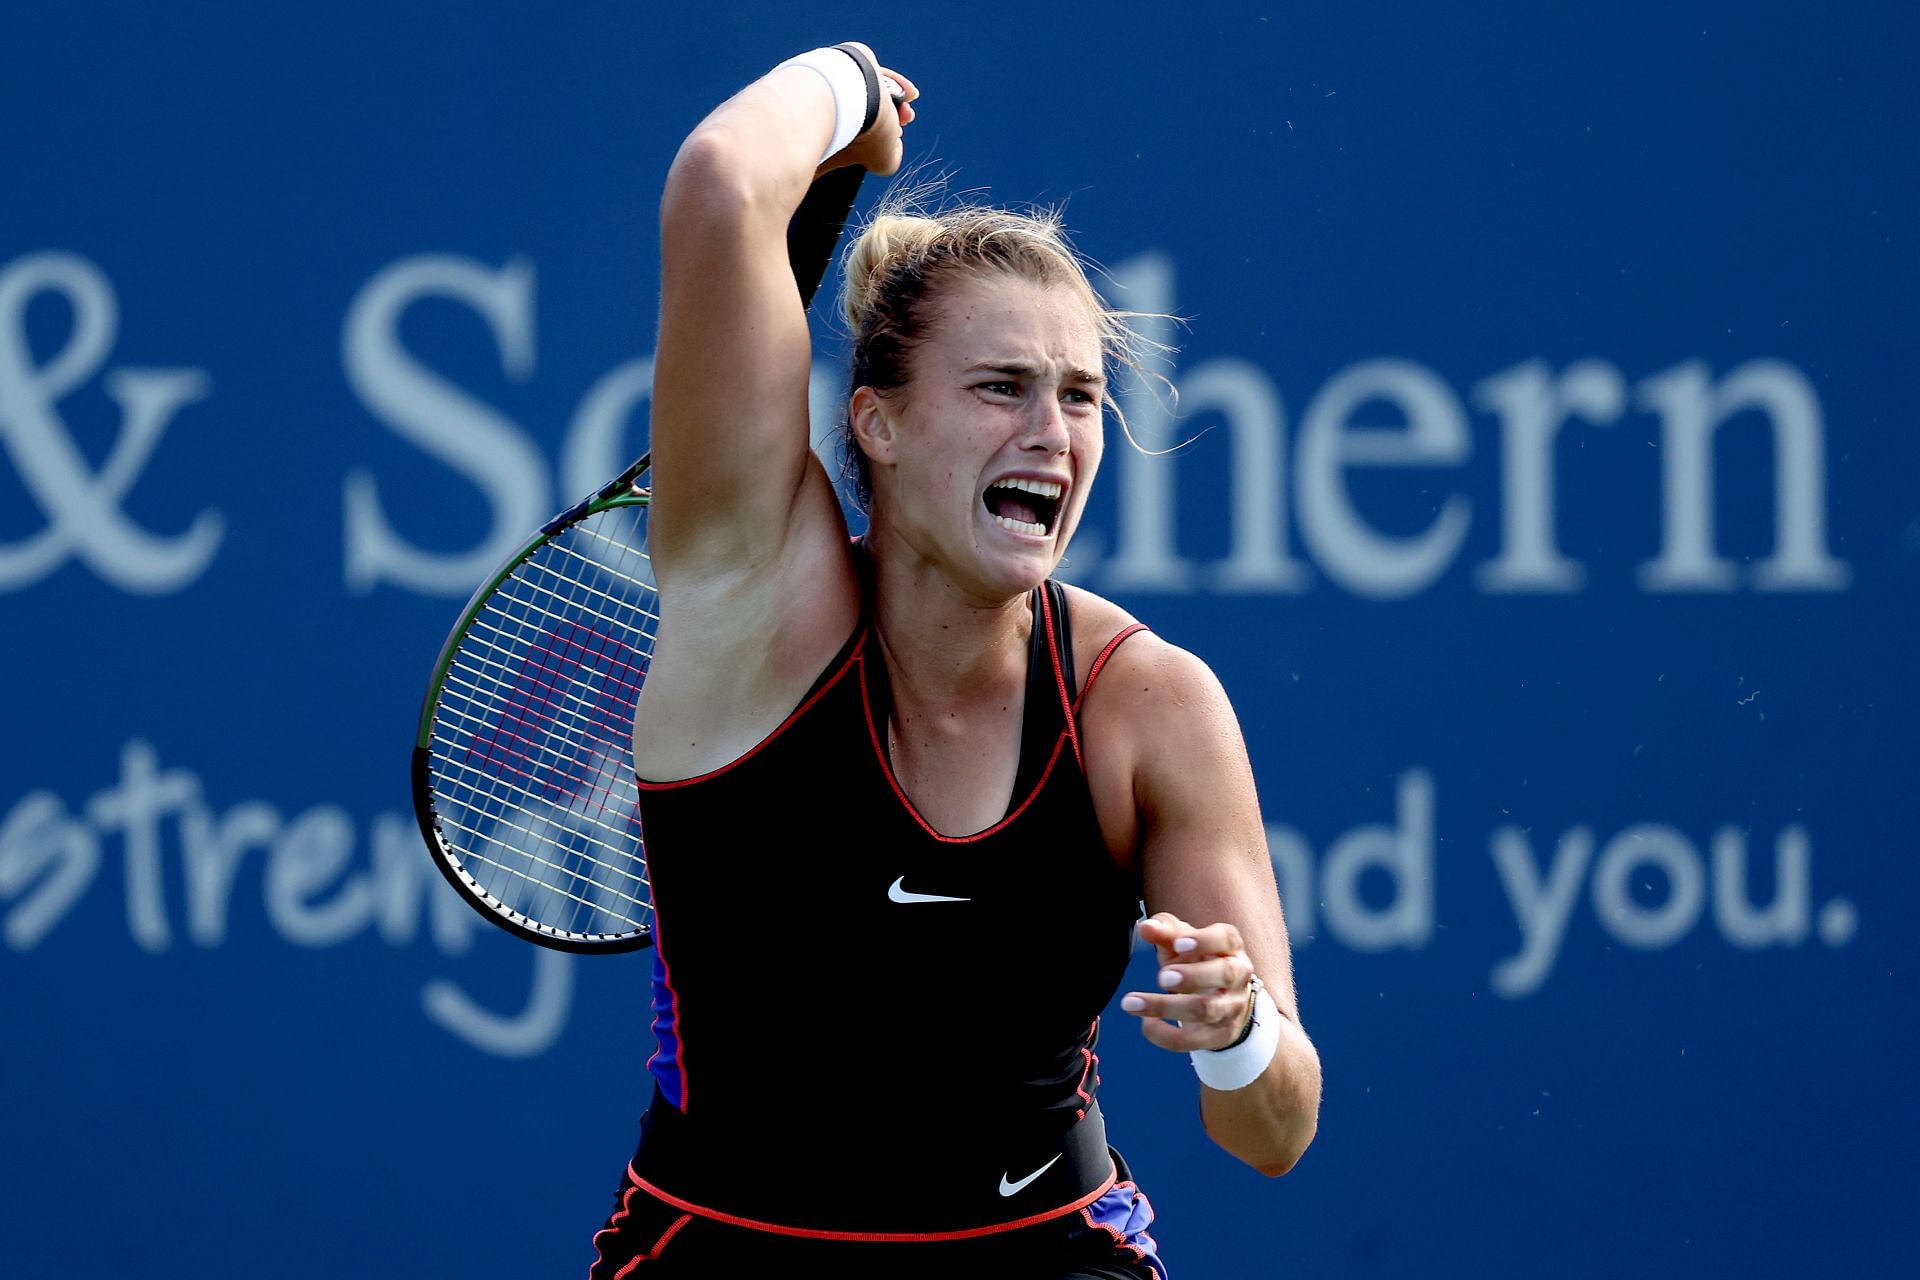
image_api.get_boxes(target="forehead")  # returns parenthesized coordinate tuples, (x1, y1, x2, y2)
(922, 272, 1102, 372)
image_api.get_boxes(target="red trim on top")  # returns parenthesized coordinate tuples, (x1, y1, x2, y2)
(1072, 624, 1151, 714)
(610, 1212, 693, 1278)
(1039, 587, 1084, 771)
(634, 632, 867, 791)
(622, 1163, 1117, 1242)
(1073, 1017, 1099, 1120)
(588, 1176, 644, 1277)
(860, 649, 1071, 844)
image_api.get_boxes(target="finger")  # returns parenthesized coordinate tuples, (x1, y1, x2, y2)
(1120, 990, 1243, 1030)
(1135, 1014, 1239, 1054)
(1175, 921, 1246, 959)
(878, 67, 920, 124)
(879, 68, 920, 102)
(1135, 1016, 1187, 1052)
(838, 46, 916, 126)
(1153, 954, 1252, 994)
(1136, 912, 1203, 967)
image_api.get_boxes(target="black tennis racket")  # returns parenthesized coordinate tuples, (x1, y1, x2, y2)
(412, 163, 869, 953)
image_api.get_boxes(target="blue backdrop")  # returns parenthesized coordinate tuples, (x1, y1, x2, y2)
(4, 2, 1914, 1276)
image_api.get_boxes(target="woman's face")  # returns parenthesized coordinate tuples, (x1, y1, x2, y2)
(855, 270, 1106, 601)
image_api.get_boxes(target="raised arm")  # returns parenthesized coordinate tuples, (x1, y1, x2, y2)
(1094, 636, 1323, 1175)
(648, 45, 916, 583)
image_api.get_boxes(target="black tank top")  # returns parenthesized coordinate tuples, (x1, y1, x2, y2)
(629, 564, 1150, 1238)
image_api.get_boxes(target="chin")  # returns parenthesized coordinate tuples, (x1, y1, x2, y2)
(973, 536, 1060, 598)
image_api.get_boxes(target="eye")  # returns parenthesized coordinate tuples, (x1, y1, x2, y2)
(1064, 388, 1097, 404)
(979, 380, 1019, 396)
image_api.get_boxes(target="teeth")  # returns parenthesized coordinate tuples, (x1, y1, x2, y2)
(993, 477, 1064, 500)
(993, 514, 1048, 536)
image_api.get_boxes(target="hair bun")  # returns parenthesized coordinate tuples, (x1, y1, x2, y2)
(840, 213, 942, 327)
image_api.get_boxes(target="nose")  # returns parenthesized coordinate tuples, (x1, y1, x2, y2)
(1023, 392, 1071, 455)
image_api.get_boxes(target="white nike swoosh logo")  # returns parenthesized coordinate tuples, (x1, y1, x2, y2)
(998, 1153, 1063, 1197)
(887, 876, 970, 904)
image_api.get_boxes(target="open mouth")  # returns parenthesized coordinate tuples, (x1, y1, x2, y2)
(982, 478, 1064, 538)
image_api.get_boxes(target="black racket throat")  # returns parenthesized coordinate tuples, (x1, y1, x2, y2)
(788, 165, 866, 311)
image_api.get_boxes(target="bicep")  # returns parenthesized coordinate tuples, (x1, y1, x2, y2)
(1129, 650, 1303, 1023)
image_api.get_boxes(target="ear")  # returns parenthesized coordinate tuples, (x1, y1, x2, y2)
(848, 385, 898, 467)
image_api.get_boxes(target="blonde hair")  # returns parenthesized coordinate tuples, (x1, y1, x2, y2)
(836, 187, 1168, 507)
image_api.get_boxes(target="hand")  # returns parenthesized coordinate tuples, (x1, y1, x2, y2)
(825, 43, 919, 176)
(1121, 912, 1258, 1052)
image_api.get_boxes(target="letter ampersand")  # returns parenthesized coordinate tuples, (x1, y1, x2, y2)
(0, 252, 224, 593)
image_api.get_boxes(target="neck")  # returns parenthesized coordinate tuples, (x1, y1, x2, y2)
(864, 526, 1034, 704)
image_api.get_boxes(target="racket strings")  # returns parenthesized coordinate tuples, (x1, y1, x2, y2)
(451, 627, 645, 766)
(439, 657, 637, 802)
(435, 815, 650, 913)
(461, 568, 651, 751)
(489, 556, 660, 648)
(426, 502, 661, 941)
(483, 512, 654, 920)
(448, 612, 638, 815)
(430, 712, 647, 853)
(495, 558, 652, 818)
(546, 536, 660, 602)
(437, 672, 645, 921)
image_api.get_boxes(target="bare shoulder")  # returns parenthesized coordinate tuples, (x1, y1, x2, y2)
(1059, 583, 1139, 695)
(1064, 584, 1249, 865)
(1060, 582, 1231, 720)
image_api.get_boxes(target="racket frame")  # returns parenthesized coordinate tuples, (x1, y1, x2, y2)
(411, 467, 656, 954)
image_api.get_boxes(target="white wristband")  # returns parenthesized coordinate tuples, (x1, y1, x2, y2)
(775, 44, 881, 166)
(1190, 986, 1282, 1092)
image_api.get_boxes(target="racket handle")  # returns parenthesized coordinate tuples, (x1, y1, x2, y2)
(787, 165, 867, 313)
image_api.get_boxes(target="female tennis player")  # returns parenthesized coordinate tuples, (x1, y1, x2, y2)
(587, 42, 1321, 1278)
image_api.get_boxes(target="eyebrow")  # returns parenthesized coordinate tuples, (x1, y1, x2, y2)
(965, 360, 1107, 387)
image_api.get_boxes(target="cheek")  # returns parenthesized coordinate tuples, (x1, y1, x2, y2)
(1075, 422, 1105, 481)
(901, 422, 980, 506)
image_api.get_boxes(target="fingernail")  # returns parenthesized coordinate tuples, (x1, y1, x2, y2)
(1158, 969, 1180, 989)
(1174, 937, 1198, 954)
(1121, 995, 1146, 1013)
